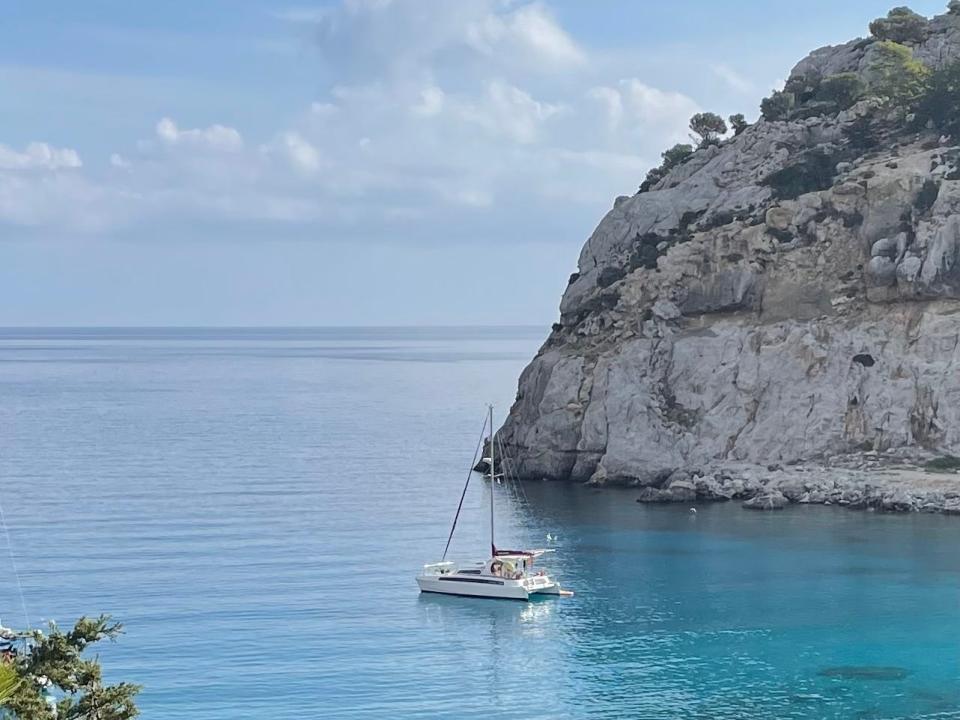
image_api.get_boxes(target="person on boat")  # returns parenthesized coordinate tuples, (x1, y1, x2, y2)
(0, 622, 14, 642)
(1, 643, 15, 663)
(490, 560, 503, 576)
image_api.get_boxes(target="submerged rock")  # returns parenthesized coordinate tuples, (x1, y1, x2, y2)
(818, 666, 910, 681)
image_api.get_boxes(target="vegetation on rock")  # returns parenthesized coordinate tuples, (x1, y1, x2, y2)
(688, 112, 727, 146)
(761, 70, 869, 122)
(917, 59, 960, 136)
(661, 143, 695, 168)
(817, 73, 865, 109)
(729, 113, 749, 135)
(639, 143, 694, 193)
(868, 40, 931, 108)
(784, 73, 821, 104)
(761, 90, 795, 120)
(869, 6, 929, 43)
(642, 4, 960, 196)
(924, 455, 960, 472)
(2, 616, 140, 720)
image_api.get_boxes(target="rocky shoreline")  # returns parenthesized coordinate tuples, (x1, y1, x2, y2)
(611, 450, 960, 514)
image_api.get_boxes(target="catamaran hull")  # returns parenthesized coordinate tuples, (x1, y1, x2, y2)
(417, 576, 530, 600)
(416, 575, 563, 601)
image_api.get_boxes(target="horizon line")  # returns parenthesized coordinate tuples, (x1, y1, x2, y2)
(0, 323, 550, 329)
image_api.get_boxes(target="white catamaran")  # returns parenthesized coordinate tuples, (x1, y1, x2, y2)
(416, 406, 571, 601)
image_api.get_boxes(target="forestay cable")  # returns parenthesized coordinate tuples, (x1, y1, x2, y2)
(0, 489, 31, 630)
(496, 432, 528, 507)
(441, 413, 489, 561)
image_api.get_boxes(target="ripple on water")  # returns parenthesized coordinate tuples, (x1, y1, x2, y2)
(1, 328, 959, 720)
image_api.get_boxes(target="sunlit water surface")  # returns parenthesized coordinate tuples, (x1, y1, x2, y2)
(0, 327, 958, 719)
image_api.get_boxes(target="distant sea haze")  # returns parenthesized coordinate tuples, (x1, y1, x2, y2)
(0, 325, 546, 341)
(0, 327, 957, 719)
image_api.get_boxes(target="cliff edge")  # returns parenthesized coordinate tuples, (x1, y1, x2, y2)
(500, 6, 960, 512)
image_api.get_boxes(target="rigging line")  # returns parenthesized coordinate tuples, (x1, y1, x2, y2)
(496, 436, 517, 504)
(0, 489, 31, 631)
(496, 433, 528, 507)
(441, 412, 489, 561)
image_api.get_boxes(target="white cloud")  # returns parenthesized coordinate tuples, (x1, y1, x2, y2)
(273, 6, 331, 23)
(271, 131, 322, 174)
(0, 141, 82, 170)
(0, 171, 131, 231)
(0, 1, 708, 238)
(310, 101, 339, 116)
(461, 80, 561, 143)
(587, 86, 623, 131)
(619, 79, 700, 127)
(110, 153, 131, 169)
(155, 117, 244, 152)
(443, 187, 493, 208)
(466, 3, 585, 67)
(411, 86, 445, 117)
(712, 64, 754, 94)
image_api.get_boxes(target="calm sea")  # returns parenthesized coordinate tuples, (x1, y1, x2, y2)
(0, 327, 958, 719)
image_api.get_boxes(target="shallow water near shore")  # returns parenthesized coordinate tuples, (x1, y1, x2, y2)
(0, 327, 958, 719)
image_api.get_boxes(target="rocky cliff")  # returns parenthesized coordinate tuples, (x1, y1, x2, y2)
(499, 8, 960, 511)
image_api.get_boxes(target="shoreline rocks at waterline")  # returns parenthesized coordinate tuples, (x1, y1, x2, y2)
(619, 451, 960, 514)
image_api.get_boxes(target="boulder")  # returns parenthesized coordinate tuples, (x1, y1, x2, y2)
(765, 206, 794, 232)
(743, 490, 789, 511)
(652, 299, 682, 321)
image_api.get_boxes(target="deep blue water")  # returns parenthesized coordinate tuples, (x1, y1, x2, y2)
(0, 327, 958, 719)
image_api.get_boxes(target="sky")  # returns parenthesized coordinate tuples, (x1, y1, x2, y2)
(0, 0, 950, 326)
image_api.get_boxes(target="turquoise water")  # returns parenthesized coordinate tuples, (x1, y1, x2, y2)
(0, 327, 958, 719)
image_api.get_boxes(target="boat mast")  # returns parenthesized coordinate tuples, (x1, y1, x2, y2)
(489, 404, 495, 557)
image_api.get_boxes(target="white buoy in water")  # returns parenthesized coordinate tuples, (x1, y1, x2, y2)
(689, 508, 697, 514)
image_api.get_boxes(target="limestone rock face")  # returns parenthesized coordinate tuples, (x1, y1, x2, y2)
(500, 13, 960, 487)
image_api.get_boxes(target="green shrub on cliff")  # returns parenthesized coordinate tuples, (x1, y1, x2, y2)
(639, 168, 664, 192)
(688, 112, 727, 146)
(816, 73, 866, 109)
(784, 72, 822, 104)
(760, 90, 795, 120)
(868, 40, 930, 107)
(917, 59, 960, 135)
(639, 143, 695, 193)
(729, 113, 749, 135)
(661, 143, 694, 168)
(924, 454, 960, 472)
(869, 6, 929, 43)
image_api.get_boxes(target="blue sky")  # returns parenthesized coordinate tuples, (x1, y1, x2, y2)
(0, 0, 949, 325)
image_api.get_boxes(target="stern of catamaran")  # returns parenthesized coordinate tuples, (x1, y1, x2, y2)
(489, 548, 557, 578)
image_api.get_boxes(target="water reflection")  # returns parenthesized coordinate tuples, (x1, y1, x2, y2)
(416, 592, 556, 629)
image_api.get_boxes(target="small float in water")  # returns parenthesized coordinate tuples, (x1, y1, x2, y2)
(416, 405, 572, 601)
